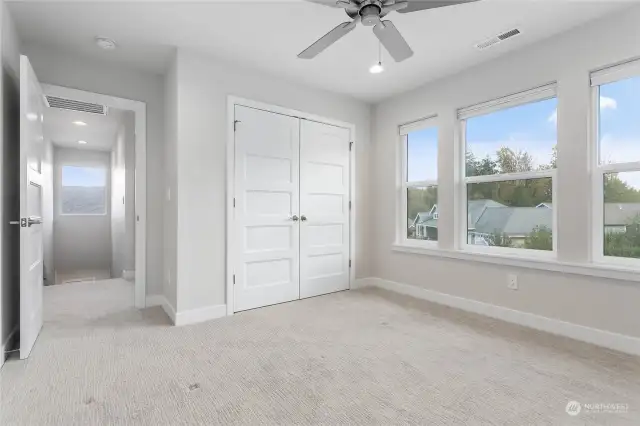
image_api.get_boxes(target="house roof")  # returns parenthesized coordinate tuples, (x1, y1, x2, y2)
(468, 199, 506, 228)
(474, 207, 552, 236)
(413, 201, 640, 235)
(604, 203, 640, 225)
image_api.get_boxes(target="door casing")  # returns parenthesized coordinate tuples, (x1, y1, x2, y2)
(226, 96, 356, 315)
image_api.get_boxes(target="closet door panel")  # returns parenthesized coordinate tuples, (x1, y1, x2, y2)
(234, 106, 300, 312)
(299, 120, 350, 299)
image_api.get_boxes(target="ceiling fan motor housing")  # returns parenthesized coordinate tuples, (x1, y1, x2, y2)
(359, 1, 382, 26)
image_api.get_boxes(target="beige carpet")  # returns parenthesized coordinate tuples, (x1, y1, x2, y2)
(1, 279, 639, 425)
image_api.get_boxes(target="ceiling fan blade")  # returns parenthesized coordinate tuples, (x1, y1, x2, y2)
(373, 20, 413, 62)
(381, 1, 409, 16)
(398, 0, 480, 13)
(298, 21, 357, 59)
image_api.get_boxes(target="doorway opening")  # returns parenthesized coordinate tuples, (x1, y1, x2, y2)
(41, 84, 147, 308)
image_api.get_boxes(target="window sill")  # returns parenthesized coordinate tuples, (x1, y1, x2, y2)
(391, 243, 640, 284)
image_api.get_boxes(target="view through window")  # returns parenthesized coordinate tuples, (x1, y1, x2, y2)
(61, 166, 107, 215)
(464, 95, 557, 251)
(598, 76, 640, 259)
(405, 125, 438, 241)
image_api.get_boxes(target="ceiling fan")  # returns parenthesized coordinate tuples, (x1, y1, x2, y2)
(299, 0, 479, 62)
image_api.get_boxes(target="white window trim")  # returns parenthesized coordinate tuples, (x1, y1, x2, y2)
(457, 84, 558, 256)
(590, 64, 640, 268)
(398, 115, 438, 247)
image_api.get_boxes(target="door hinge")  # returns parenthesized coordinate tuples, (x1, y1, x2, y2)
(233, 198, 236, 208)
(349, 259, 352, 268)
(233, 274, 236, 285)
(349, 201, 352, 210)
(349, 141, 354, 151)
(234, 120, 241, 131)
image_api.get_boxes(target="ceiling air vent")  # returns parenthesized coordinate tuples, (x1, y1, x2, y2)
(46, 96, 107, 115)
(475, 28, 521, 50)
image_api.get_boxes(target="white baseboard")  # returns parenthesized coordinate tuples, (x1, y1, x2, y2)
(1, 326, 18, 369)
(123, 270, 135, 281)
(174, 304, 227, 326)
(354, 277, 640, 357)
(144, 295, 227, 327)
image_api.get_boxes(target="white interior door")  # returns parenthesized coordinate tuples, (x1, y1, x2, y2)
(234, 106, 300, 312)
(299, 119, 351, 299)
(19, 55, 46, 359)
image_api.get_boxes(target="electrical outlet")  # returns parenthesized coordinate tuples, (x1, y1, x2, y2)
(507, 274, 518, 290)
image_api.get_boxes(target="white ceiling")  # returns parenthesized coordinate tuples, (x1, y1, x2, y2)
(9, 0, 632, 102)
(44, 107, 121, 151)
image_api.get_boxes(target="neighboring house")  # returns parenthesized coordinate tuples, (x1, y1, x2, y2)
(411, 200, 640, 245)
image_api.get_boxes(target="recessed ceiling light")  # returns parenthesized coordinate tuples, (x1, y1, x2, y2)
(78, 140, 88, 145)
(95, 36, 117, 50)
(73, 121, 87, 126)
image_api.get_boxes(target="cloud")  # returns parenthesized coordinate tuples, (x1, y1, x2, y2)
(600, 96, 618, 110)
(547, 96, 617, 124)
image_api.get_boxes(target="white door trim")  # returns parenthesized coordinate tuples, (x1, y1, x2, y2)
(42, 84, 148, 309)
(226, 96, 356, 315)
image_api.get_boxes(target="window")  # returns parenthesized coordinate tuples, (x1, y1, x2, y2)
(459, 85, 557, 253)
(400, 118, 438, 243)
(591, 60, 640, 262)
(61, 166, 107, 215)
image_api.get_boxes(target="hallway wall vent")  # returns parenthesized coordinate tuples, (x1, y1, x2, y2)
(46, 96, 107, 115)
(475, 28, 521, 50)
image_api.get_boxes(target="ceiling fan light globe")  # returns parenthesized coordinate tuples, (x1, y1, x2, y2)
(369, 62, 384, 74)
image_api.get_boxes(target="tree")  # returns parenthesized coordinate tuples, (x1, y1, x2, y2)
(496, 147, 534, 173)
(604, 173, 640, 203)
(525, 225, 553, 251)
(407, 186, 438, 222)
(489, 232, 513, 248)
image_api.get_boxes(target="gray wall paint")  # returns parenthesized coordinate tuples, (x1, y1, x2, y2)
(110, 110, 135, 278)
(372, 6, 640, 338)
(110, 112, 125, 278)
(168, 49, 371, 312)
(123, 111, 135, 273)
(42, 136, 53, 283)
(53, 147, 112, 274)
(22, 42, 165, 296)
(163, 52, 178, 309)
(0, 3, 20, 361)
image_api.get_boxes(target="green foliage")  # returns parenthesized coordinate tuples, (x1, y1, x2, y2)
(489, 232, 513, 248)
(407, 186, 437, 222)
(604, 173, 640, 203)
(524, 225, 553, 251)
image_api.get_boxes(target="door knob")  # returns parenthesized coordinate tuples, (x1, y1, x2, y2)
(300, 215, 307, 222)
(28, 216, 43, 227)
(289, 215, 299, 222)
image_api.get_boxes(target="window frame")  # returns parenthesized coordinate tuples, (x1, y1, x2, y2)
(398, 115, 439, 248)
(457, 84, 559, 258)
(590, 60, 640, 267)
(59, 164, 108, 217)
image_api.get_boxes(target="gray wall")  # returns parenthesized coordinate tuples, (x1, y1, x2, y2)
(0, 3, 21, 363)
(371, 6, 640, 338)
(167, 49, 372, 313)
(110, 113, 125, 278)
(22, 42, 165, 296)
(110, 110, 135, 278)
(53, 147, 112, 274)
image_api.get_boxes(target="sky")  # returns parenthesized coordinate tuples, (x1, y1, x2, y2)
(407, 75, 640, 189)
(62, 166, 106, 187)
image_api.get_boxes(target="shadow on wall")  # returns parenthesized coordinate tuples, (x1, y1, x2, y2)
(2, 61, 20, 350)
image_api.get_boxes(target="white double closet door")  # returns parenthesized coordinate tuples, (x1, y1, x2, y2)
(233, 105, 351, 312)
